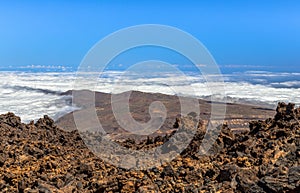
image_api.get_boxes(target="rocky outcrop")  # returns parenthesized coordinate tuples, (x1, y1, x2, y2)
(0, 102, 299, 192)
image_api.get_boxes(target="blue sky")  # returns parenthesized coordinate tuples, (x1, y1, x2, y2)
(0, 0, 299, 73)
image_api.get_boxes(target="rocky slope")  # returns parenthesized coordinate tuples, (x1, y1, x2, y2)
(56, 91, 275, 140)
(0, 102, 299, 192)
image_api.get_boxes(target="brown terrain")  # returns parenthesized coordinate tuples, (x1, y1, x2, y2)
(0, 91, 299, 192)
(56, 90, 275, 141)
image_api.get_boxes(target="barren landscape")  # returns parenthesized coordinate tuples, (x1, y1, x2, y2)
(1, 91, 299, 192)
(56, 91, 275, 141)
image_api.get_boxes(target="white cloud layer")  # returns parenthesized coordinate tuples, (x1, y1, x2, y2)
(0, 71, 299, 122)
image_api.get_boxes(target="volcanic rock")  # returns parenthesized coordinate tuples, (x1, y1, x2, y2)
(0, 102, 299, 192)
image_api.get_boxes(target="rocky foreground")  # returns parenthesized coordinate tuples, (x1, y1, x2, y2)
(0, 102, 299, 192)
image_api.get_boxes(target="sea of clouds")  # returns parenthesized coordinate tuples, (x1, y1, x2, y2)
(0, 70, 299, 122)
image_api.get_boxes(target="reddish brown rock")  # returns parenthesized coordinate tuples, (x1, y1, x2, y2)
(0, 102, 299, 192)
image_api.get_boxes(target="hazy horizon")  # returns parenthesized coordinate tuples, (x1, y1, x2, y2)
(1, 1, 300, 122)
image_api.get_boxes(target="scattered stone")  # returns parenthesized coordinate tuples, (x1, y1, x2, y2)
(0, 102, 299, 192)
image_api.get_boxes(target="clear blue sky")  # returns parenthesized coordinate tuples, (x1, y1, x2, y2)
(0, 0, 299, 73)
